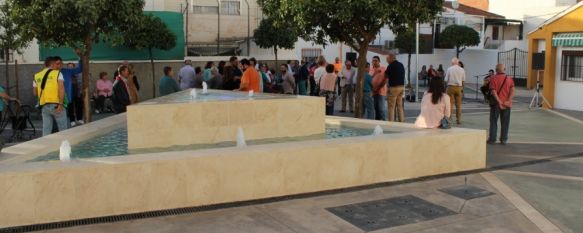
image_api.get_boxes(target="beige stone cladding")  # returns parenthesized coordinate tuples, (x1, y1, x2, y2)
(0, 121, 486, 228)
(127, 91, 325, 150)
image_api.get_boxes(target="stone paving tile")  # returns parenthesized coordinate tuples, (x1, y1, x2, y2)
(495, 171, 583, 233)
(556, 109, 583, 122)
(510, 161, 583, 178)
(385, 211, 544, 233)
(42, 206, 296, 233)
(462, 110, 583, 143)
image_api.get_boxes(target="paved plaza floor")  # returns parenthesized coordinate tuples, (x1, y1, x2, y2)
(4, 87, 583, 233)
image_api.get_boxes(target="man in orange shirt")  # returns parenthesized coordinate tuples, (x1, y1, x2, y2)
(238, 58, 261, 92)
(333, 57, 343, 95)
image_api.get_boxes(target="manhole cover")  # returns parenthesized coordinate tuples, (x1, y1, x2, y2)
(439, 185, 495, 200)
(326, 195, 457, 231)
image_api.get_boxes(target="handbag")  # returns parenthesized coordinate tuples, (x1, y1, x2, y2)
(487, 76, 508, 106)
(439, 116, 451, 129)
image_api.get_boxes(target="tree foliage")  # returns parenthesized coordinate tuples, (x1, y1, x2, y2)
(10, 0, 145, 122)
(0, 1, 30, 95)
(124, 14, 176, 52)
(254, 17, 297, 65)
(124, 13, 176, 98)
(395, 30, 426, 85)
(439, 25, 480, 58)
(258, 0, 443, 117)
(0, 2, 29, 55)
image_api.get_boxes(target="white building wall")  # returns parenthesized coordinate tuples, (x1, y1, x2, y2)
(554, 46, 583, 111)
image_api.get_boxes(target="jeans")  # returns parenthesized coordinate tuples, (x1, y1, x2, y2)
(489, 106, 511, 143)
(373, 95, 387, 121)
(341, 84, 354, 111)
(42, 103, 68, 136)
(447, 86, 463, 123)
(388, 86, 405, 122)
(363, 92, 375, 120)
(297, 80, 307, 95)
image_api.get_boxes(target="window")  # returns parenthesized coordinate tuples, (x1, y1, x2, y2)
(301, 48, 322, 63)
(221, 1, 240, 15)
(561, 51, 583, 82)
(192, 5, 218, 14)
(192, 1, 240, 15)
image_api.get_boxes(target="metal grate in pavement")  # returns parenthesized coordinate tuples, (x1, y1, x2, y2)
(327, 195, 457, 231)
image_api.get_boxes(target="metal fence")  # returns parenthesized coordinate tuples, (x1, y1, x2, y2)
(497, 48, 528, 86)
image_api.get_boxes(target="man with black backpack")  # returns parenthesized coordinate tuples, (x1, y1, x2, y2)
(487, 64, 515, 145)
(33, 57, 68, 136)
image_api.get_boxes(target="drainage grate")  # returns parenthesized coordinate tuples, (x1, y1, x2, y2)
(439, 185, 495, 200)
(326, 195, 457, 231)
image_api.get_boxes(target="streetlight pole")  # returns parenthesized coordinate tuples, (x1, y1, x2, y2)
(415, 21, 420, 102)
(244, 0, 250, 56)
(217, 0, 221, 55)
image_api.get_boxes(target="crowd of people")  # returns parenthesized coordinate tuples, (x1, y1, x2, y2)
(31, 54, 514, 144)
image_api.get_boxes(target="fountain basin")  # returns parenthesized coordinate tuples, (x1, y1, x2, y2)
(0, 115, 486, 228)
(127, 89, 325, 150)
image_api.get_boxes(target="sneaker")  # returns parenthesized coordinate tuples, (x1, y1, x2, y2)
(70, 122, 76, 127)
(77, 120, 85, 125)
(500, 141, 507, 146)
(486, 140, 495, 145)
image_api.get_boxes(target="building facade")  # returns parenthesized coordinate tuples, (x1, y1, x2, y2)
(527, 2, 583, 111)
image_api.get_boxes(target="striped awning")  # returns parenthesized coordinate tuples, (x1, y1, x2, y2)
(552, 32, 583, 47)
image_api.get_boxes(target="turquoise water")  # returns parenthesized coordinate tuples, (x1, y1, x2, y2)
(30, 125, 390, 162)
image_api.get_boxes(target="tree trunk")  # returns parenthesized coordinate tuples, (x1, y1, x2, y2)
(15, 59, 19, 99)
(4, 48, 9, 95)
(456, 46, 460, 59)
(354, 44, 369, 118)
(149, 48, 156, 98)
(274, 47, 278, 74)
(82, 39, 93, 123)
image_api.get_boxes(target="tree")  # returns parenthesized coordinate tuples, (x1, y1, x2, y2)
(10, 0, 145, 122)
(254, 17, 298, 71)
(124, 14, 177, 98)
(395, 30, 426, 86)
(0, 2, 30, 97)
(439, 25, 480, 58)
(259, 0, 443, 117)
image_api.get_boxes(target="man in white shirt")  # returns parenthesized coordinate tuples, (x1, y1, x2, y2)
(340, 60, 356, 113)
(314, 57, 328, 92)
(444, 57, 466, 124)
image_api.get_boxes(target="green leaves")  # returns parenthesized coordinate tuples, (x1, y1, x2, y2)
(259, 0, 443, 51)
(254, 17, 297, 51)
(395, 30, 418, 54)
(439, 24, 480, 56)
(123, 13, 177, 52)
(9, 0, 145, 50)
(0, 1, 30, 53)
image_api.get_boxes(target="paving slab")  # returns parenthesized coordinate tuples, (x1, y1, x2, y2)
(495, 171, 583, 233)
(509, 161, 583, 178)
(391, 210, 543, 233)
(461, 110, 583, 143)
(42, 206, 296, 233)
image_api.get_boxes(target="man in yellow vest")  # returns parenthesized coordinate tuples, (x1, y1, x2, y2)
(33, 56, 67, 136)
